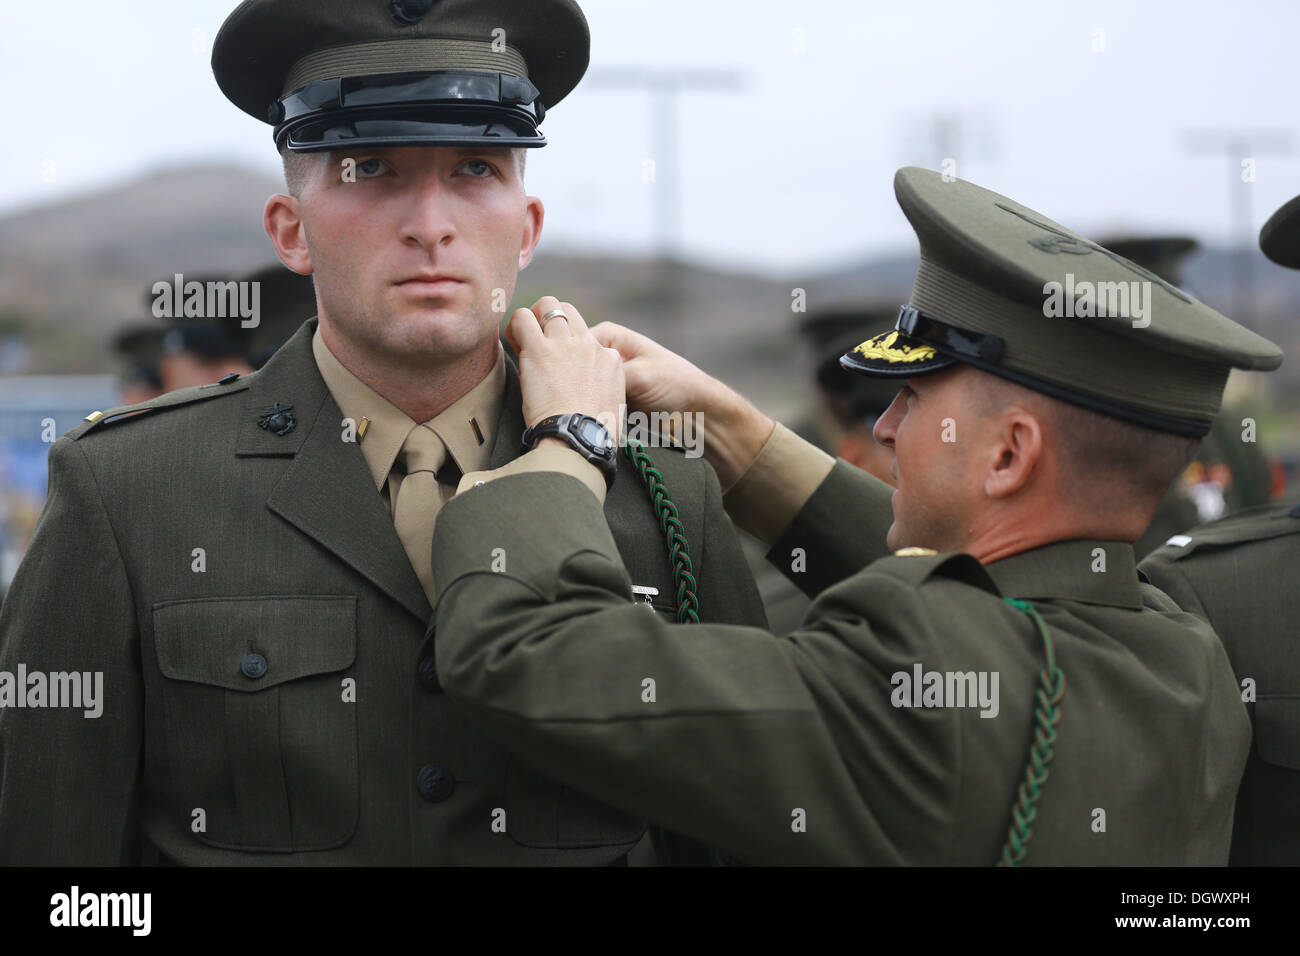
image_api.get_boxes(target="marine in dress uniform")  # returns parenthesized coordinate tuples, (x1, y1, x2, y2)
(430, 167, 1281, 865)
(1139, 196, 1300, 866)
(0, 0, 765, 865)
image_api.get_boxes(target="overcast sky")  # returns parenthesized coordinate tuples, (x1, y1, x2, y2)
(4, 0, 1299, 274)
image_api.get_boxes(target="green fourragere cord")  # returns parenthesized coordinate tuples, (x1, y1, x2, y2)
(998, 598, 1066, 866)
(623, 438, 700, 624)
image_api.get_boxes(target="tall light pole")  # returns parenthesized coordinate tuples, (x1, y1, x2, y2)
(1182, 127, 1292, 324)
(587, 68, 744, 353)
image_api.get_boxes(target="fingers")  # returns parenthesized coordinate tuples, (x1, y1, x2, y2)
(592, 321, 656, 361)
(508, 307, 545, 354)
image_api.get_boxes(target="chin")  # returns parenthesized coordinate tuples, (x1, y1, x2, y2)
(885, 524, 902, 552)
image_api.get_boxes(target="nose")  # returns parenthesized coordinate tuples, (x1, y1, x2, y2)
(400, 169, 457, 251)
(873, 388, 905, 449)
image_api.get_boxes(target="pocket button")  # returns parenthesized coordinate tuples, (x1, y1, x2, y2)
(417, 763, 456, 803)
(240, 653, 268, 680)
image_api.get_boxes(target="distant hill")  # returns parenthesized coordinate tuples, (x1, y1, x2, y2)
(1, 164, 1298, 427)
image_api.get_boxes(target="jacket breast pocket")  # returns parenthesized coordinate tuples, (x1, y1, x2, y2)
(151, 595, 358, 853)
(504, 757, 646, 851)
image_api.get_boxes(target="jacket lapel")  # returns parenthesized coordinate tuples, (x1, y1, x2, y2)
(488, 353, 526, 469)
(238, 319, 432, 623)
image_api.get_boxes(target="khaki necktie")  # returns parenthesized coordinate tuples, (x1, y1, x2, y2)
(392, 424, 452, 603)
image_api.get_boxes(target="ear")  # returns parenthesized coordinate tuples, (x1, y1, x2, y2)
(264, 193, 313, 275)
(517, 195, 544, 270)
(983, 408, 1044, 499)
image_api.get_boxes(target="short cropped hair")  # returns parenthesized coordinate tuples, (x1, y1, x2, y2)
(972, 372, 1201, 510)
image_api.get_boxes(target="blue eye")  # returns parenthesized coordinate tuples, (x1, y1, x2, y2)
(460, 159, 494, 177)
(356, 158, 388, 178)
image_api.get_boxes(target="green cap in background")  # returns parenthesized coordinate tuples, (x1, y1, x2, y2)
(1096, 235, 1200, 287)
(1260, 195, 1300, 269)
(111, 324, 165, 391)
(217, 264, 318, 369)
(800, 307, 905, 422)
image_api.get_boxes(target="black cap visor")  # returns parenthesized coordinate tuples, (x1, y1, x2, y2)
(839, 306, 1000, 378)
(274, 70, 548, 152)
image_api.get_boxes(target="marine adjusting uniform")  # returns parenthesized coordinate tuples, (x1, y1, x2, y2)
(429, 167, 1281, 865)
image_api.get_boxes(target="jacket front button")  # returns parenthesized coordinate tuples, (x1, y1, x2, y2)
(417, 651, 441, 692)
(240, 653, 268, 679)
(417, 763, 455, 803)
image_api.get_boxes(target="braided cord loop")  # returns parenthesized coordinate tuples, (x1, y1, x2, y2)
(622, 437, 701, 623)
(997, 597, 1065, 867)
(623, 435, 740, 863)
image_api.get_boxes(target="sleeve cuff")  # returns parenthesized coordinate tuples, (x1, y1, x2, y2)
(457, 442, 608, 506)
(722, 422, 835, 545)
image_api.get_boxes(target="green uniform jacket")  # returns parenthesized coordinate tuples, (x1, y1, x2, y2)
(433, 460, 1250, 864)
(1139, 501, 1300, 865)
(0, 320, 766, 865)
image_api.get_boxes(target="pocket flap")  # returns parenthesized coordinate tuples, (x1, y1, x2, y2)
(1255, 696, 1300, 770)
(153, 595, 356, 692)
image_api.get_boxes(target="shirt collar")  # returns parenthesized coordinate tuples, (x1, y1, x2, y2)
(312, 325, 505, 491)
(982, 539, 1143, 609)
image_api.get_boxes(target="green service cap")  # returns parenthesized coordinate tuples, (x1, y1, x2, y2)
(143, 276, 249, 360)
(1095, 235, 1199, 287)
(217, 264, 318, 369)
(1259, 194, 1300, 268)
(212, 0, 590, 152)
(841, 167, 1283, 437)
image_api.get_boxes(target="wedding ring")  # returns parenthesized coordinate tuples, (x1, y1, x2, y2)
(541, 308, 568, 325)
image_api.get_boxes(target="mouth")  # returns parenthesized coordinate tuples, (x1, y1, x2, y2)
(395, 274, 466, 294)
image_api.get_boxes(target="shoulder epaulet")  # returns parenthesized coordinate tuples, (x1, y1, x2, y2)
(1145, 501, 1300, 562)
(872, 548, 1001, 596)
(63, 374, 253, 441)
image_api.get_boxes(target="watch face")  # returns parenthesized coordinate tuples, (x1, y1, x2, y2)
(578, 419, 614, 451)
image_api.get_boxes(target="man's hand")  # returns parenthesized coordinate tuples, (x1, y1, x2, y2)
(591, 321, 776, 491)
(507, 297, 625, 442)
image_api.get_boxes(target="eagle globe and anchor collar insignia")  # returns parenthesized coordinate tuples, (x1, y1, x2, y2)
(257, 402, 297, 436)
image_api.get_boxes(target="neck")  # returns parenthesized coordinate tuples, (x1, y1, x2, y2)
(959, 499, 1147, 565)
(319, 322, 498, 423)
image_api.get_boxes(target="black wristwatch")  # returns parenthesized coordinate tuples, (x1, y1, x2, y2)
(522, 413, 618, 489)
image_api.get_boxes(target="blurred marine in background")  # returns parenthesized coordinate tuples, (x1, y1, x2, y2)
(1097, 236, 1279, 557)
(1139, 198, 1300, 866)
